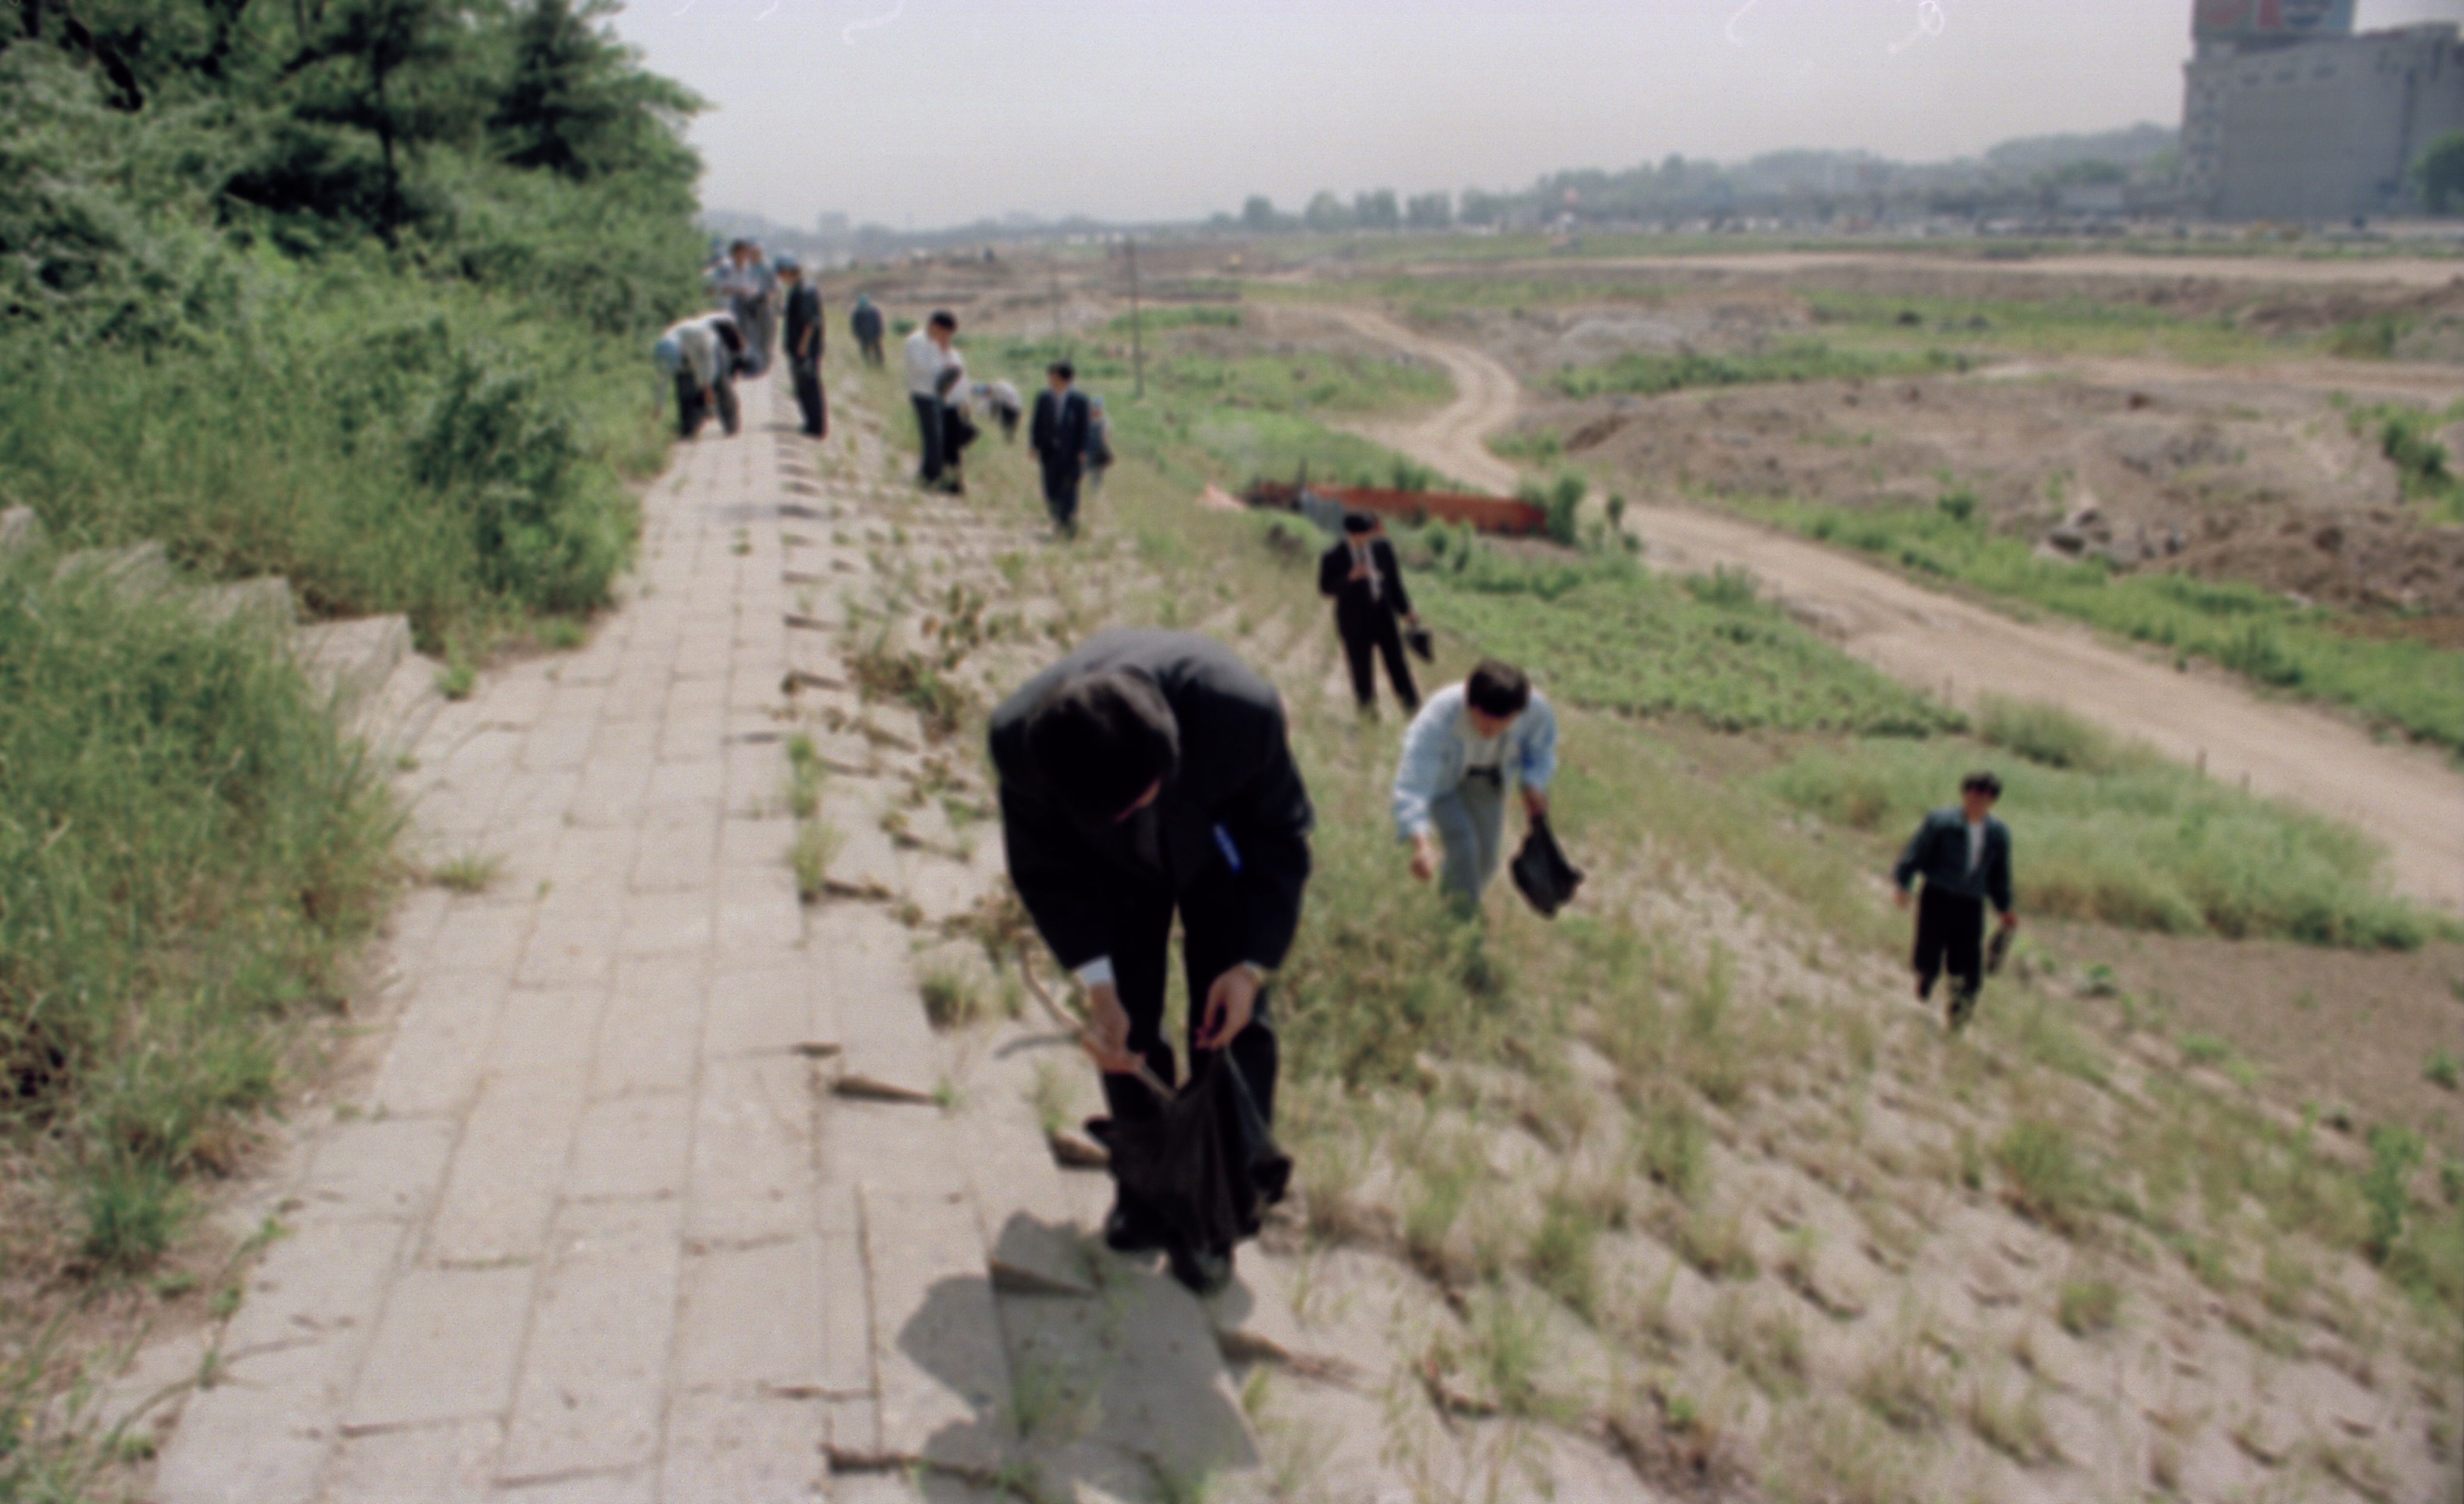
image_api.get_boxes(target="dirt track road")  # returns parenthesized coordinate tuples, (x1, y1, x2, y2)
(1327, 307, 2464, 916)
(1443, 251, 2464, 291)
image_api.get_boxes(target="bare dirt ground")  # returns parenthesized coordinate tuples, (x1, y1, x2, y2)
(1320, 306, 2464, 918)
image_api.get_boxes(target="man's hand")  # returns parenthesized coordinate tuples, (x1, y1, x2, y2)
(1894, 888, 1913, 910)
(1409, 834, 1438, 882)
(1196, 965, 1260, 1053)
(1080, 982, 1141, 1075)
(2000, 910, 2020, 930)
(1523, 788, 1549, 822)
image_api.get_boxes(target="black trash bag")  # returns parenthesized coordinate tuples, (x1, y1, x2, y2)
(1085, 1053, 1290, 1261)
(1985, 923, 2013, 976)
(1509, 813, 1584, 919)
(1404, 625, 1434, 663)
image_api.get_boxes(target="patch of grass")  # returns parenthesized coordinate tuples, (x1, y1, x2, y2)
(435, 652, 478, 701)
(1525, 1190, 1600, 1321)
(429, 850, 504, 894)
(1487, 428, 1564, 466)
(1740, 493, 2464, 749)
(537, 616, 587, 651)
(1804, 289, 2281, 364)
(1552, 340, 1964, 400)
(1853, 1343, 1948, 1433)
(790, 822, 841, 904)
(1413, 533, 1955, 736)
(1994, 1121, 2094, 1235)
(1667, 1206, 1758, 1281)
(2179, 1032, 2231, 1068)
(2428, 1050, 2460, 1092)
(2056, 1277, 2121, 1336)
(1966, 1376, 2060, 1465)
(0, 558, 395, 1274)
(784, 734, 824, 820)
(1767, 732, 2429, 948)
(846, 638, 974, 742)
(1638, 1098, 1708, 1203)
(1707, 1294, 1806, 1397)
(2350, 400, 2463, 524)
(919, 969, 983, 1031)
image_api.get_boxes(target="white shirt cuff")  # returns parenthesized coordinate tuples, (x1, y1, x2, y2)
(1074, 957, 1115, 990)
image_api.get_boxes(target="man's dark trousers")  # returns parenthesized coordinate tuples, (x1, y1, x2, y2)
(910, 394, 945, 483)
(1098, 851, 1279, 1132)
(1041, 461, 1082, 531)
(674, 373, 707, 438)
(1337, 604, 1417, 712)
(791, 358, 826, 437)
(1913, 883, 1984, 1003)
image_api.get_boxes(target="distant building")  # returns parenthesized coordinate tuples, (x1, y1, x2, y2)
(2181, 2, 2464, 220)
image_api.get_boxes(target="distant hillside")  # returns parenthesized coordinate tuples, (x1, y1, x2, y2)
(1983, 123, 2179, 175)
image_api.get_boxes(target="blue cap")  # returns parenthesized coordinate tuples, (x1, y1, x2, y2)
(653, 335, 683, 375)
(773, 252, 800, 272)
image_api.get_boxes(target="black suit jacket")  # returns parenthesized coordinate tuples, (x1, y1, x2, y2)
(1317, 536, 1413, 622)
(1892, 808, 2013, 914)
(988, 629, 1314, 972)
(1030, 389, 1090, 470)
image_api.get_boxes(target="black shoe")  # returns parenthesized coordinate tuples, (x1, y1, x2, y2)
(1167, 1241, 1231, 1296)
(1103, 1202, 1167, 1256)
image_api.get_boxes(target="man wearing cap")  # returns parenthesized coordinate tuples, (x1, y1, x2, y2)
(988, 629, 1314, 1291)
(849, 294, 885, 366)
(778, 254, 826, 438)
(1029, 361, 1091, 536)
(1393, 659, 1557, 913)
(1318, 511, 1421, 716)
(1892, 771, 2016, 1031)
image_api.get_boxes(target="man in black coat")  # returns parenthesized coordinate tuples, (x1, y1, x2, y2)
(778, 255, 826, 438)
(990, 629, 1313, 1288)
(1318, 511, 1421, 716)
(1029, 360, 1092, 537)
(1891, 770, 2017, 1031)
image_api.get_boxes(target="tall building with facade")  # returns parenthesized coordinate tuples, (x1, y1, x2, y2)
(2179, 1, 2463, 220)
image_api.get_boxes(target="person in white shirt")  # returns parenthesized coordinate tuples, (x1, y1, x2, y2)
(652, 312, 746, 439)
(1392, 660, 1557, 911)
(903, 311, 963, 491)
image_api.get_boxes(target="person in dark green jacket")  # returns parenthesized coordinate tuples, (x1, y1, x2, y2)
(1891, 771, 2016, 1031)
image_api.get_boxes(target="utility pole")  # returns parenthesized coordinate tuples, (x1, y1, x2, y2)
(1050, 263, 1063, 344)
(1125, 235, 1145, 400)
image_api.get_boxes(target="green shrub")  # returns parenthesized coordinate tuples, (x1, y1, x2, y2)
(1552, 341, 1961, 399)
(2056, 1277, 2120, 1335)
(2362, 1124, 2424, 1263)
(1994, 1121, 2092, 1234)
(0, 557, 395, 1268)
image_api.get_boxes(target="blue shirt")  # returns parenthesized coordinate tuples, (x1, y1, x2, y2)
(1391, 685, 1557, 840)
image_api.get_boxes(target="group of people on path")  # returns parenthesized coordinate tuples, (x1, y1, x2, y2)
(902, 310, 1112, 526)
(991, 545, 2016, 1294)
(654, 238, 831, 441)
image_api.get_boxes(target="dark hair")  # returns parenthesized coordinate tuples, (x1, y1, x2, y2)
(1025, 669, 1179, 815)
(1465, 659, 1530, 719)
(1048, 360, 1075, 381)
(928, 310, 957, 332)
(1962, 770, 2003, 798)
(710, 317, 746, 354)
(728, 238, 751, 254)
(1342, 511, 1376, 535)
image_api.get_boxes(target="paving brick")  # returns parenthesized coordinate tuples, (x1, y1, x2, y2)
(716, 813, 799, 872)
(657, 1390, 825, 1504)
(615, 889, 715, 960)
(426, 903, 538, 980)
(686, 1053, 816, 1246)
(594, 957, 705, 1099)
(325, 1416, 502, 1503)
(631, 817, 719, 893)
(484, 1466, 655, 1503)
(425, 1071, 587, 1266)
(519, 716, 598, 775)
(703, 968, 819, 1058)
(369, 973, 509, 1119)
(295, 1117, 460, 1225)
(673, 1235, 824, 1391)
(856, 1185, 1009, 1474)
(566, 1092, 691, 1201)
(514, 910, 623, 989)
(347, 1265, 534, 1430)
(486, 987, 603, 1084)
(151, 1378, 335, 1504)
(499, 1199, 682, 1481)
(816, 1185, 872, 1400)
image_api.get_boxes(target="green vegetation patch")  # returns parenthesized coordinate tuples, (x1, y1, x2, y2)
(1742, 495, 2464, 750)
(2345, 399, 2463, 525)
(1765, 726, 2426, 949)
(1805, 291, 2281, 363)
(0, 553, 395, 1269)
(1552, 341, 1964, 400)
(1410, 536, 1955, 737)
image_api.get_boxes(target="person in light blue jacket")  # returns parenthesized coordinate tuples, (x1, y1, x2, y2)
(1392, 659, 1557, 911)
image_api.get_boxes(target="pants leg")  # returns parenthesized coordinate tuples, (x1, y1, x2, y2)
(674, 373, 704, 438)
(1177, 859, 1280, 1127)
(712, 374, 739, 435)
(1336, 615, 1377, 707)
(910, 395, 944, 482)
(1913, 886, 1982, 1000)
(1041, 463, 1081, 528)
(1371, 612, 1420, 710)
(1429, 777, 1505, 910)
(791, 360, 826, 435)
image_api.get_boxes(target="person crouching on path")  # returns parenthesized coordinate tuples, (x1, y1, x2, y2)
(1083, 394, 1114, 496)
(653, 312, 746, 439)
(1892, 770, 2016, 1032)
(989, 629, 1314, 1293)
(778, 255, 826, 438)
(904, 310, 962, 492)
(1393, 659, 1555, 914)
(1030, 361, 1091, 538)
(1319, 511, 1422, 717)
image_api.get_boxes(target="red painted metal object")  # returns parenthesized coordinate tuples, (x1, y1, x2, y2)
(1242, 480, 1545, 536)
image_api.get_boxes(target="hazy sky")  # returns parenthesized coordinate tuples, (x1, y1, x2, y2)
(606, 0, 2464, 230)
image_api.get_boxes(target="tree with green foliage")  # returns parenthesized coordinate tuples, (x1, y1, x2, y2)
(1240, 194, 1278, 232)
(1353, 188, 1399, 230)
(2415, 129, 2464, 216)
(490, 0, 700, 183)
(1404, 191, 1451, 229)
(1303, 189, 1353, 233)
(279, 0, 466, 242)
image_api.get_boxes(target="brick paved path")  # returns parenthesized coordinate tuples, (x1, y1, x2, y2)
(135, 372, 1134, 1504)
